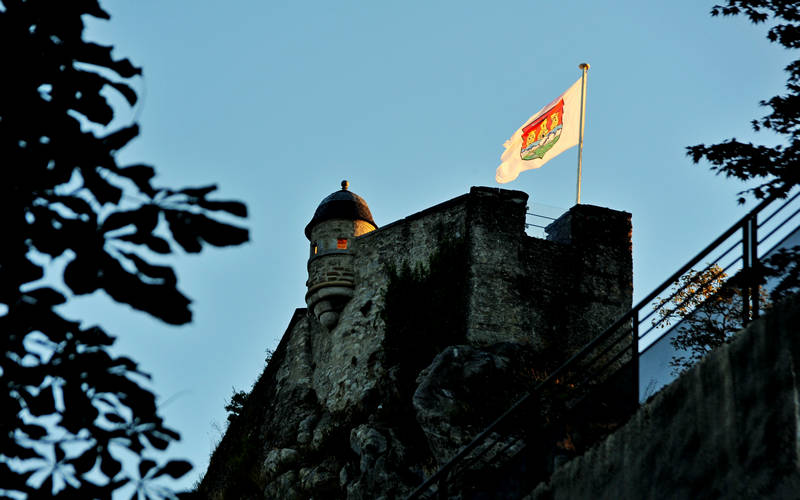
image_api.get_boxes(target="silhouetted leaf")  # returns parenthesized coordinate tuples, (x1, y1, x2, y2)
(144, 432, 170, 451)
(138, 459, 157, 478)
(197, 199, 248, 217)
(53, 195, 95, 219)
(106, 413, 126, 424)
(102, 205, 158, 233)
(82, 167, 123, 205)
(64, 256, 101, 295)
(153, 460, 192, 479)
(102, 124, 139, 152)
(119, 251, 177, 286)
(69, 70, 115, 125)
(118, 164, 156, 196)
(69, 447, 99, 474)
(25, 387, 56, 417)
(99, 254, 191, 325)
(117, 232, 172, 254)
(196, 216, 249, 248)
(24, 287, 67, 307)
(170, 210, 249, 248)
(100, 449, 122, 479)
(107, 80, 138, 106)
(80, 326, 115, 346)
(163, 210, 202, 253)
(20, 424, 48, 440)
(178, 185, 217, 198)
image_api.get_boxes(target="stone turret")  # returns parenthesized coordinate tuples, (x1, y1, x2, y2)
(305, 180, 377, 329)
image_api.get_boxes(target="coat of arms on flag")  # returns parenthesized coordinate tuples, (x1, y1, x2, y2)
(520, 99, 564, 161)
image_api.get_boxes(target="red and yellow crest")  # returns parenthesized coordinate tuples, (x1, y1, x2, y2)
(520, 100, 564, 161)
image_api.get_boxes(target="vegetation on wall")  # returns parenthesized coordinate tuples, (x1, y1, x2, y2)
(381, 235, 468, 463)
(383, 235, 468, 376)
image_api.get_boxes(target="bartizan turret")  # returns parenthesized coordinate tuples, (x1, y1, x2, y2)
(305, 180, 377, 329)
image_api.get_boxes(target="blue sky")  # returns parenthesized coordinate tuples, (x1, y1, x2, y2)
(67, 0, 793, 490)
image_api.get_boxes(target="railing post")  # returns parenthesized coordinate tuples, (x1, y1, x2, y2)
(742, 219, 751, 326)
(632, 315, 639, 406)
(750, 215, 760, 320)
(437, 472, 448, 499)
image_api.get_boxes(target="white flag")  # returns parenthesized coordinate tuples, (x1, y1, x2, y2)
(496, 78, 582, 183)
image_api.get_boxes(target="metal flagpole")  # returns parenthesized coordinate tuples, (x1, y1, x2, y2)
(576, 62, 589, 204)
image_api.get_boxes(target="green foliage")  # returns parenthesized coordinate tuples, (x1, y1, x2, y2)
(225, 389, 250, 424)
(688, 1, 800, 202)
(0, 0, 248, 497)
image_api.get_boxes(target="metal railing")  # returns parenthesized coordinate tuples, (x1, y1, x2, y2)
(525, 204, 566, 239)
(407, 189, 800, 500)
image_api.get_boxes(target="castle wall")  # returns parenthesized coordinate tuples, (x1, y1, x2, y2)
(464, 190, 632, 358)
(464, 187, 531, 345)
(199, 187, 634, 499)
(544, 204, 633, 355)
(528, 296, 800, 500)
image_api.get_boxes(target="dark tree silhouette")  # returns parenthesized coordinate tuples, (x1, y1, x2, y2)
(0, 1, 248, 498)
(689, 2, 800, 310)
(688, 1, 800, 203)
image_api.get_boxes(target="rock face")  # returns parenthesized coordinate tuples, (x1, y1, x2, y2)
(413, 344, 538, 464)
(197, 187, 632, 499)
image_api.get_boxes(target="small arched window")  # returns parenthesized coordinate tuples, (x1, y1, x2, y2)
(337, 238, 348, 250)
(311, 242, 318, 256)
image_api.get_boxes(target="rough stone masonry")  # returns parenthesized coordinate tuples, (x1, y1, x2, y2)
(198, 185, 632, 499)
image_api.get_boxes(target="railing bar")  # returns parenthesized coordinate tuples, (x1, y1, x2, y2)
(756, 190, 800, 228)
(405, 392, 534, 499)
(525, 223, 548, 229)
(526, 212, 558, 220)
(578, 329, 632, 373)
(577, 347, 630, 388)
(758, 207, 800, 247)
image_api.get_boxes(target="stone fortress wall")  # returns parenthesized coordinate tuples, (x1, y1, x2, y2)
(198, 186, 633, 499)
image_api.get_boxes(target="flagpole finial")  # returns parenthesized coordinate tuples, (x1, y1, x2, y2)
(579, 62, 590, 71)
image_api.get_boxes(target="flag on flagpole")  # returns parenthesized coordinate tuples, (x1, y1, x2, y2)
(496, 77, 583, 184)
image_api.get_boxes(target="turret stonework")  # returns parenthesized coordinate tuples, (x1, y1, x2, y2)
(305, 181, 377, 328)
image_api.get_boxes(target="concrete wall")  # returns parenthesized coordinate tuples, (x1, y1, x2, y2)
(528, 296, 800, 500)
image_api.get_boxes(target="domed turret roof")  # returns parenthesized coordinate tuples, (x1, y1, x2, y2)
(305, 180, 377, 238)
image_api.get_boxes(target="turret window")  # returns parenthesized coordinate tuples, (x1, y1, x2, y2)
(311, 243, 318, 256)
(337, 238, 348, 250)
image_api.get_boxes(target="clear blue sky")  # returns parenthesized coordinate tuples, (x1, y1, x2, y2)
(64, 0, 791, 490)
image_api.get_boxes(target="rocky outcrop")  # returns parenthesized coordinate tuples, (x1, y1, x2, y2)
(413, 344, 538, 464)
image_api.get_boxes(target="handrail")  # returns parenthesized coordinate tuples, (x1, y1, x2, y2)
(407, 189, 800, 500)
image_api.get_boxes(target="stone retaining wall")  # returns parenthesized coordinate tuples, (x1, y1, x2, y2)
(528, 296, 800, 500)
